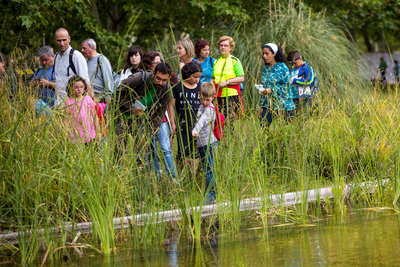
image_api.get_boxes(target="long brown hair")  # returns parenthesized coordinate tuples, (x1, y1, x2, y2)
(0, 52, 9, 67)
(67, 75, 89, 98)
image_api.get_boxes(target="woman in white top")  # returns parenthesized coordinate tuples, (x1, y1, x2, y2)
(120, 46, 143, 82)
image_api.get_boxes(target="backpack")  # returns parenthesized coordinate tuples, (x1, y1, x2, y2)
(208, 105, 225, 141)
(95, 102, 107, 137)
(297, 63, 318, 98)
(95, 55, 118, 92)
(112, 71, 121, 91)
(52, 48, 76, 76)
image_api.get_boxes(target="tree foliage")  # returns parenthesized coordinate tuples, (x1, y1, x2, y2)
(1, 0, 399, 64)
(1, 0, 251, 66)
(303, 0, 400, 51)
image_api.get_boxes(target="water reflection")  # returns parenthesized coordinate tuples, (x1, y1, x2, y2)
(72, 210, 400, 266)
(164, 216, 220, 267)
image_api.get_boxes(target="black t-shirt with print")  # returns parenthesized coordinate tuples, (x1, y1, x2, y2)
(172, 82, 201, 132)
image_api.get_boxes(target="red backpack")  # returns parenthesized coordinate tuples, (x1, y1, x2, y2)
(208, 105, 225, 140)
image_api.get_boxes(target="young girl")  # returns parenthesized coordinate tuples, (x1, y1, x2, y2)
(64, 75, 98, 144)
(169, 61, 203, 175)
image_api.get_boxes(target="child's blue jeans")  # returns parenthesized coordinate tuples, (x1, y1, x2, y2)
(198, 142, 218, 197)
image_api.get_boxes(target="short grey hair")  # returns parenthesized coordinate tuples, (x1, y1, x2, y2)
(82, 39, 97, 50)
(38, 46, 54, 57)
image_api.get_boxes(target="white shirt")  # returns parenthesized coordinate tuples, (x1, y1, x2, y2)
(120, 68, 133, 84)
(54, 46, 89, 105)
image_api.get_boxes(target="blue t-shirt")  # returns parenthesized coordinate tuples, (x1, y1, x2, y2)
(198, 56, 216, 84)
(31, 65, 56, 107)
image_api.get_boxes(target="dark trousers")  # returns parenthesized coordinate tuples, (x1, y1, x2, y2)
(260, 108, 293, 128)
(114, 117, 146, 158)
(380, 69, 387, 83)
(217, 95, 240, 119)
(293, 98, 318, 116)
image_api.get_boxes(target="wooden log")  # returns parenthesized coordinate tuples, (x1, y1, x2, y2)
(0, 180, 387, 245)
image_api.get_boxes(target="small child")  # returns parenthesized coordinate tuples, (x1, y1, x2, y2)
(64, 75, 98, 144)
(287, 50, 316, 111)
(192, 82, 218, 204)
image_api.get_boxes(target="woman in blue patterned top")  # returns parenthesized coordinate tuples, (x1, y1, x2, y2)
(259, 43, 295, 127)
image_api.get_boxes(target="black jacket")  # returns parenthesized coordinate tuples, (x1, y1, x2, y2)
(115, 70, 171, 130)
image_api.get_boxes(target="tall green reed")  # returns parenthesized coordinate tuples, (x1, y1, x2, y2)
(2, 2, 399, 263)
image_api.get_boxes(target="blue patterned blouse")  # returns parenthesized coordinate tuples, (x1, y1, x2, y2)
(259, 62, 295, 111)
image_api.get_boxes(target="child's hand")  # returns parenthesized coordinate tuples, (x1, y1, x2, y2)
(192, 130, 199, 138)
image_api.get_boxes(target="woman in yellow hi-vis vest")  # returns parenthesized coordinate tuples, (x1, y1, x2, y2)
(211, 36, 245, 119)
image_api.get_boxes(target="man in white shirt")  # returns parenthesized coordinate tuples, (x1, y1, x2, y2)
(81, 39, 114, 103)
(53, 28, 89, 105)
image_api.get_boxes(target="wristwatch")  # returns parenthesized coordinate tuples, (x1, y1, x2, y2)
(226, 80, 229, 86)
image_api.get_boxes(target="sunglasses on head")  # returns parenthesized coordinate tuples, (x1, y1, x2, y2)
(289, 56, 301, 64)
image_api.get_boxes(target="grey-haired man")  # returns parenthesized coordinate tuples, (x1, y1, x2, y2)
(81, 39, 114, 103)
(29, 46, 56, 107)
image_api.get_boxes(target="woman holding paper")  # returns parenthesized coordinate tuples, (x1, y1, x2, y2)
(259, 43, 295, 127)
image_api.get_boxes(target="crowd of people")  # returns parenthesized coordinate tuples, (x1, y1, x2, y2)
(0, 28, 318, 204)
(377, 57, 400, 84)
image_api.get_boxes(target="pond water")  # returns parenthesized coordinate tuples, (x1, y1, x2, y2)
(56, 208, 400, 266)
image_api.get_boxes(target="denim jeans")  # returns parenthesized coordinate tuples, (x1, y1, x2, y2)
(150, 122, 176, 179)
(198, 142, 218, 197)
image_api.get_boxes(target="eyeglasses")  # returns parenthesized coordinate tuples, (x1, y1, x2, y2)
(219, 44, 230, 48)
(289, 56, 301, 64)
(154, 76, 168, 84)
